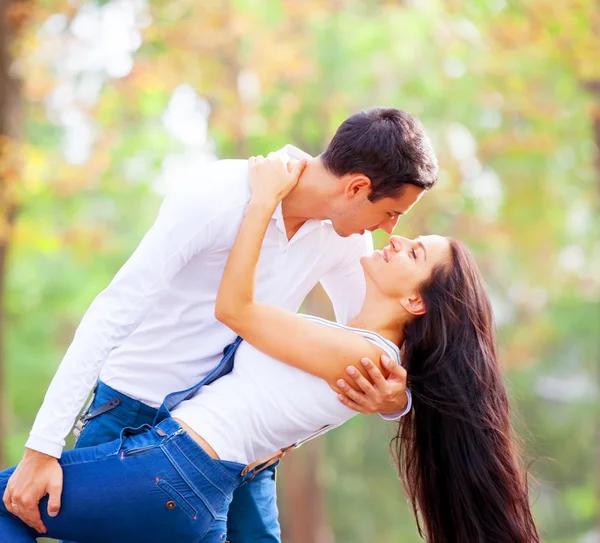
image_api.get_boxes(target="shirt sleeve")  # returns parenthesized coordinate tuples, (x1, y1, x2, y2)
(319, 233, 373, 325)
(379, 389, 413, 420)
(27, 173, 247, 458)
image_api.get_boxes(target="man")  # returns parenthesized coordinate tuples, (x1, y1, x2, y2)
(3, 107, 438, 541)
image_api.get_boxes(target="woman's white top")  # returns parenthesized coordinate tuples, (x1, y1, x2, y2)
(171, 315, 401, 464)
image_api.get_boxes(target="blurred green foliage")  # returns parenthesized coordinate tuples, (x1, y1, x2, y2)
(2, 0, 599, 541)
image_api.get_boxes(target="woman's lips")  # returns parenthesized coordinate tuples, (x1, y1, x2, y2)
(375, 250, 389, 262)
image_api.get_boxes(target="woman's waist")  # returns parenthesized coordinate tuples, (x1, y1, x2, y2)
(171, 398, 355, 465)
(172, 417, 220, 460)
(146, 418, 246, 488)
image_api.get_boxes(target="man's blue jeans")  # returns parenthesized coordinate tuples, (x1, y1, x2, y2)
(0, 417, 260, 542)
(63, 380, 280, 543)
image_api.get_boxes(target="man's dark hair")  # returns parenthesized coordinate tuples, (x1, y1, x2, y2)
(320, 107, 438, 202)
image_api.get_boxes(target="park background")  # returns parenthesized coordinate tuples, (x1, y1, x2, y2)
(0, 0, 599, 541)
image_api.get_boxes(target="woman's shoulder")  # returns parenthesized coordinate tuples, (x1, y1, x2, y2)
(298, 314, 401, 363)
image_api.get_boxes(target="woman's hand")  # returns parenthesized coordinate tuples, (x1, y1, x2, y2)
(248, 152, 307, 205)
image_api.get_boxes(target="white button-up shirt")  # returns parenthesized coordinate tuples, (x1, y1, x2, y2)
(27, 146, 384, 458)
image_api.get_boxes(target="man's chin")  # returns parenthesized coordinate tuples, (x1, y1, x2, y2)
(332, 225, 352, 238)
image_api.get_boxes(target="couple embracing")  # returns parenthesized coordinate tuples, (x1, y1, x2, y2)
(1, 108, 539, 542)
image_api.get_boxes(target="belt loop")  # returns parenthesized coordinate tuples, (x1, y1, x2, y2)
(241, 443, 295, 481)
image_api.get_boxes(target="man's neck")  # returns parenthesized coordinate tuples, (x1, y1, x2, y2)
(280, 157, 335, 240)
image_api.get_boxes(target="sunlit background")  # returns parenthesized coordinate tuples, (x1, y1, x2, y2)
(0, 1, 599, 542)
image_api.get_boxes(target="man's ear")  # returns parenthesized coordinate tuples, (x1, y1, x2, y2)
(400, 295, 426, 316)
(344, 174, 371, 199)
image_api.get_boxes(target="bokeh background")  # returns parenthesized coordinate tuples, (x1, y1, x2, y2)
(0, 1, 599, 541)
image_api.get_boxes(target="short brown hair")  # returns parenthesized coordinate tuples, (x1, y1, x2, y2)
(321, 107, 438, 201)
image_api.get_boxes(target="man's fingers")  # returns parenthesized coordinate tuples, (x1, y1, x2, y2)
(17, 500, 46, 534)
(336, 379, 368, 404)
(344, 366, 377, 398)
(362, 357, 388, 387)
(382, 355, 407, 381)
(336, 393, 368, 414)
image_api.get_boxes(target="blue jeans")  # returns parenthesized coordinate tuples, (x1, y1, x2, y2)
(70, 381, 280, 542)
(0, 417, 252, 542)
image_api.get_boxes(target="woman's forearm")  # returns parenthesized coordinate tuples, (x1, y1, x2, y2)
(215, 198, 278, 327)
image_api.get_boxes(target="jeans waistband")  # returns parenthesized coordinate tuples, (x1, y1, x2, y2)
(96, 381, 158, 419)
(154, 417, 276, 489)
(156, 418, 246, 484)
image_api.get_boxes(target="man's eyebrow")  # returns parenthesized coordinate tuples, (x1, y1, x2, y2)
(415, 236, 427, 260)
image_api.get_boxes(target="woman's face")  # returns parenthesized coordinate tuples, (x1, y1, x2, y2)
(361, 235, 451, 313)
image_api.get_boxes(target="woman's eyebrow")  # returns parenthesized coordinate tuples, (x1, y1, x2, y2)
(415, 237, 427, 260)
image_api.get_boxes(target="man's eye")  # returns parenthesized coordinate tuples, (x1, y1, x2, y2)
(411, 248, 417, 259)
(388, 213, 396, 219)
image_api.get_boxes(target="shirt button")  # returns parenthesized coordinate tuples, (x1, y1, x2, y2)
(166, 500, 176, 510)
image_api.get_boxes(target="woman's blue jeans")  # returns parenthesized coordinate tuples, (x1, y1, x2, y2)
(0, 417, 250, 542)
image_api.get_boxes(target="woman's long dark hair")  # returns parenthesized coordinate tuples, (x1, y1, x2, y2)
(394, 239, 539, 543)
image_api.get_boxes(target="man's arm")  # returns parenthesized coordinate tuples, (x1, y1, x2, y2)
(28, 184, 243, 457)
(4, 164, 245, 533)
(320, 234, 411, 418)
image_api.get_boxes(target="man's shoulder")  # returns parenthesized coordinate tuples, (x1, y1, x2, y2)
(195, 158, 249, 196)
(169, 159, 250, 212)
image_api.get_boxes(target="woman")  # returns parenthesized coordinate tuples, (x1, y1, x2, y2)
(0, 154, 539, 543)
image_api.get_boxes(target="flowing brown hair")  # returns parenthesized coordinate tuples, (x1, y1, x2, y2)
(393, 239, 539, 543)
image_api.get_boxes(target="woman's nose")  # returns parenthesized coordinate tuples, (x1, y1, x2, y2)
(389, 235, 409, 250)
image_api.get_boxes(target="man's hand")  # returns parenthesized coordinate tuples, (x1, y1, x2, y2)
(3, 448, 63, 534)
(336, 354, 408, 416)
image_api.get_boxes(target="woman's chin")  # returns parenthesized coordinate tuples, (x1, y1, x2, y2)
(360, 255, 381, 282)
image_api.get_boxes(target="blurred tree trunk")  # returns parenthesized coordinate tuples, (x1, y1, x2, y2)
(584, 75, 600, 540)
(592, 93, 600, 543)
(0, 0, 27, 466)
(279, 440, 333, 543)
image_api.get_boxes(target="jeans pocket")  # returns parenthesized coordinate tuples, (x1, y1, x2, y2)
(156, 479, 199, 521)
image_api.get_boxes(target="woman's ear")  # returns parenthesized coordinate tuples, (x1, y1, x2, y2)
(400, 295, 426, 316)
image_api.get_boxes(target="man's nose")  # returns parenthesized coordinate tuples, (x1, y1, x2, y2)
(379, 218, 398, 235)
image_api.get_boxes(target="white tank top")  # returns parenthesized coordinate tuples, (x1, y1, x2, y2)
(171, 316, 401, 465)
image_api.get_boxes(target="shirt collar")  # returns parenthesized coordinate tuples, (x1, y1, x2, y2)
(270, 144, 311, 225)
(279, 144, 312, 161)
(270, 144, 329, 239)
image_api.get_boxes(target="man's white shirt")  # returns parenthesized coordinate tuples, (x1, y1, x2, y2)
(26, 145, 409, 459)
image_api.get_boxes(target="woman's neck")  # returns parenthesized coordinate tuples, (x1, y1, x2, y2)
(347, 302, 407, 348)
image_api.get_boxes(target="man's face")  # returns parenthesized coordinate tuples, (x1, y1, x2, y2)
(330, 181, 425, 238)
